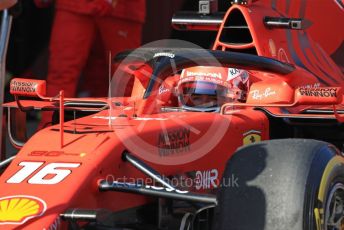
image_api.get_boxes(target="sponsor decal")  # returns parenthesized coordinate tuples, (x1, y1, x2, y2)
(195, 169, 218, 190)
(250, 88, 276, 100)
(158, 85, 170, 95)
(179, 67, 239, 89)
(300, 83, 321, 89)
(153, 52, 175, 59)
(158, 128, 190, 156)
(185, 70, 222, 79)
(180, 72, 230, 88)
(226, 68, 242, 81)
(10, 80, 37, 94)
(243, 130, 261, 145)
(29, 151, 80, 157)
(299, 88, 337, 97)
(0, 195, 47, 225)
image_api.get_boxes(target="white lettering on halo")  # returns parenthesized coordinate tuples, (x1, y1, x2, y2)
(250, 88, 276, 100)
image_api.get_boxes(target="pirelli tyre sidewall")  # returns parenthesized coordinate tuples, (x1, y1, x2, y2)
(313, 155, 344, 230)
(213, 139, 344, 230)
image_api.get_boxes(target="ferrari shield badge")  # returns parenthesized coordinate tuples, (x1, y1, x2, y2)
(243, 130, 261, 145)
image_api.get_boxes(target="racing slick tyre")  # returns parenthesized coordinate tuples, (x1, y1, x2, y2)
(213, 139, 344, 230)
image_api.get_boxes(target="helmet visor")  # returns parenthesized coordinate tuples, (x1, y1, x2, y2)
(178, 81, 229, 108)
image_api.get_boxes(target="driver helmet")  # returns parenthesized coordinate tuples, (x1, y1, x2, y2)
(176, 66, 249, 111)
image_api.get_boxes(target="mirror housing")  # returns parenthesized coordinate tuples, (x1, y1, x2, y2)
(295, 87, 342, 105)
(10, 78, 46, 98)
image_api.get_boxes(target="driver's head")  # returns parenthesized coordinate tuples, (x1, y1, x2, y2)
(176, 66, 249, 111)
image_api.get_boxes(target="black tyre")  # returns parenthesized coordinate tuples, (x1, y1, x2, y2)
(213, 139, 344, 230)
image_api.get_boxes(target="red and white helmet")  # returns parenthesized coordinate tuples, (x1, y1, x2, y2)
(176, 66, 249, 111)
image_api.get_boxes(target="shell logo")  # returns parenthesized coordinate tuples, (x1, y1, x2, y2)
(0, 195, 47, 225)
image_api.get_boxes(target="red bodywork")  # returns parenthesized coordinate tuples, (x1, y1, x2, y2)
(0, 1, 343, 229)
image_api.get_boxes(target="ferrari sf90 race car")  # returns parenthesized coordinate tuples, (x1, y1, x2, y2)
(1, 0, 344, 229)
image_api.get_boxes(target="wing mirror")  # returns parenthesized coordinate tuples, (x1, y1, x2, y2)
(10, 78, 46, 98)
(295, 87, 343, 105)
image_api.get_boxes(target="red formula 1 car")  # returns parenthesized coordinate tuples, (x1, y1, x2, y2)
(1, 0, 344, 229)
